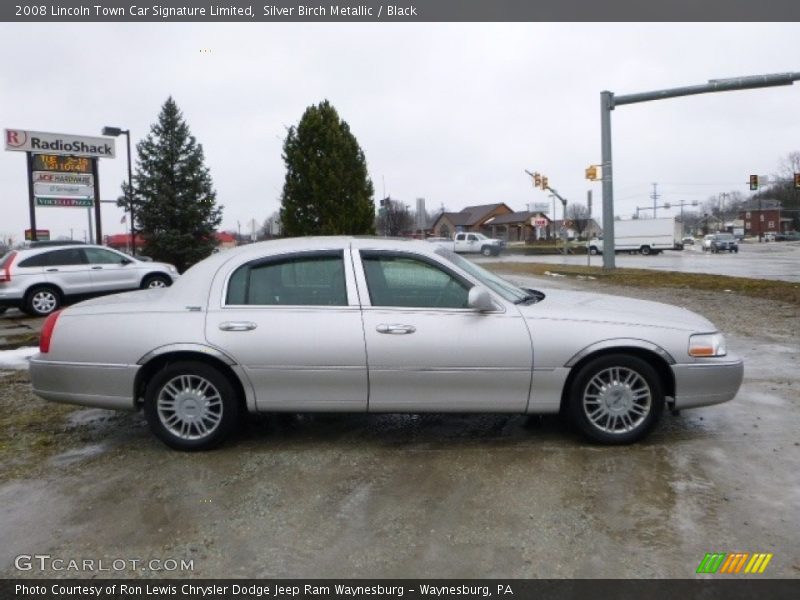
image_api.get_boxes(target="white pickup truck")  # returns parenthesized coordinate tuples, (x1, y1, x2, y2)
(452, 232, 505, 256)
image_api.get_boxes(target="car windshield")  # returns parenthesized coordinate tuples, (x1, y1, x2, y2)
(435, 247, 529, 303)
(716, 234, 735, 241)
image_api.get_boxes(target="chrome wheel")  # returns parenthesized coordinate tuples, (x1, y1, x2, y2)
(156, 374, 224, 441)
(143, 275, 171, 289)
(30, 289, 59, 315)
(582, 366, 652, 434)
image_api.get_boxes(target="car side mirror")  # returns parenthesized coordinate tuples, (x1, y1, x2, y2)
(120, 258, 133, 265)
(468, 286, 496, 312)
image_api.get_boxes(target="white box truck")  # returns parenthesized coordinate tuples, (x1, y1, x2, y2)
(587, 217, 682, 255)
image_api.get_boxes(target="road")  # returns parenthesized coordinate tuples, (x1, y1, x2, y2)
(477, 240, 800, 283)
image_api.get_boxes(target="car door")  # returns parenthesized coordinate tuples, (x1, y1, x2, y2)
(83, 247, 141, 291)
(204, 249, 368, 411)
(36, 248, 93, 296)
(353, 248, 533, 412)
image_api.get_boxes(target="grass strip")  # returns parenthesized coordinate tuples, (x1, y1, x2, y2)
(482, 262, 800, 306)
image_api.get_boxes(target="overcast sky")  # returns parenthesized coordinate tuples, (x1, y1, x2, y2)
(1, 22, 799, 243)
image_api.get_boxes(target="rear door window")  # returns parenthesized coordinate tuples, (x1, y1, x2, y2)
(226, 252, 347, 306)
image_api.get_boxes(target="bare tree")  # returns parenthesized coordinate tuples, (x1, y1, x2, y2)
(566, 203, 591, 239)
(376, 197, 414, 236)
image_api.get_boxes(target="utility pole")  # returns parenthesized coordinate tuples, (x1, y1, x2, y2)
(651, 183, 660, 218)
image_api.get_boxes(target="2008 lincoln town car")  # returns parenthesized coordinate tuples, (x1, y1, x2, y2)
(30, 237, 743, 450)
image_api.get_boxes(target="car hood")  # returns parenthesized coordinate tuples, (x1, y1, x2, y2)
(519, 288, 716, 333)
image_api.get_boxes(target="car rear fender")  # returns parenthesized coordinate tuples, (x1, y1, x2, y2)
(134, 344, 255, 412)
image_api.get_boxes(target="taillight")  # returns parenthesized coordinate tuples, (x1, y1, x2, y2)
(39, 310, 62, 353)
(0, 251, 16, 283)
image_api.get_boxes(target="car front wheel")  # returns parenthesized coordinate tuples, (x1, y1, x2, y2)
(567, 354, 664, 444)
(481, 246, 494, 256)
(144, 361, 241, 450)
(24, 286, 61, 317)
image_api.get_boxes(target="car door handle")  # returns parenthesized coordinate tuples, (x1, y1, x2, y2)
(91, 266, 103, 270)
(376, 324, 416, 335)
(219, 321, 257, 332)
(46, 268, 59, 272)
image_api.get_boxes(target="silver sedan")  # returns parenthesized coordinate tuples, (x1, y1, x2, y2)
(30, 237, 743, 450)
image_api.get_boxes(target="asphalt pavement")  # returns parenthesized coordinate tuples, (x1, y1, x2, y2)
(476, 240, 800, 283)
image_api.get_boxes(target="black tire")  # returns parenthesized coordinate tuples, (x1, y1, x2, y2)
(481, 246, 493, 257)
(567, 353, 664, 445)
(0, 307, 7, 315)
(640, 246, 651, 255)
(144, 361, 241, 451)
(141, 273, 172, 289)
(23, 285, 61, 317)
(589, 247, 599, 256)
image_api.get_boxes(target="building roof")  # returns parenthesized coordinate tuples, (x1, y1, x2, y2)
(432, 203, 512, 229)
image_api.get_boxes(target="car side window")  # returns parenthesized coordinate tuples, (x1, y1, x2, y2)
(84, 248, 127, 265)
(467, 234, 477, 241)
(455, 234, 465, 241)
(19, 248, 87, 268)
(361, 252, 470, 309)
(226, 252, 347, 306)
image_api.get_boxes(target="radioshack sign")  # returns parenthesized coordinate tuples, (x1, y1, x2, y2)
(4, 129, 115, 158)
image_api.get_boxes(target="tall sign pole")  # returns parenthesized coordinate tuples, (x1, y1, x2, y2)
(25, 152, 37, 241)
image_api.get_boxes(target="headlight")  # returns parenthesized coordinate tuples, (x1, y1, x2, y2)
(688, 333, 727, 357)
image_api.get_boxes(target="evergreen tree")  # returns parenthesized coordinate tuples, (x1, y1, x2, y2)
(280, 100, 375, 236)
(120, 97, 222, 272)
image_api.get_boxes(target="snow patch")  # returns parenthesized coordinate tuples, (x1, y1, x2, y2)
(0, 346, 38, 370)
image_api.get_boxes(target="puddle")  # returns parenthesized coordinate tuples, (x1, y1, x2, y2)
(49, 444, 109, 467)
(67, 408, 117, 428)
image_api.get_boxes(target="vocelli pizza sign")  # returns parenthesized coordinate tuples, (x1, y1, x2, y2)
(5, 128, 115, 158)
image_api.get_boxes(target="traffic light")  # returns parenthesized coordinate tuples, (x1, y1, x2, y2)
(541, 176, 549, 189)
(749, 174, 758, 191)
(585, 165, 597, 181)
(533, 172, 542, 187)
(794, 173, 800, 189)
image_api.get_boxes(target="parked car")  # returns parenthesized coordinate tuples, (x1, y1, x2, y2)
(0, 243, 179, 316)
(29, 237, 743, 450)
(709, 233, 739, 253)
(764, 232, 776, 242)
(681, 236, 695, 246)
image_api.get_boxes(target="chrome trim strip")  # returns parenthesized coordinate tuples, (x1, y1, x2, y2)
(29, 358, 134, 369)
(137, 343, 238, 366)
(564, 338, 676, 367)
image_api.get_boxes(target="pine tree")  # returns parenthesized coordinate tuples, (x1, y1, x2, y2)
(121, 97, 222, 272)
(280, 100, 375, 236)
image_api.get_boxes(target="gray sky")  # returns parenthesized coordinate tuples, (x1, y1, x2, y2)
(1, 22, 799, 243)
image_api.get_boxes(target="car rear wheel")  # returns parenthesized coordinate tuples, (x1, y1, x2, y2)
(588, 247, 599, 255)
(24, 286, 61, 317)
(568, 354, 664, 444)
(141, 274, 172, 289)
(144, 361, 241, 451)
(640, 246, 652, 255)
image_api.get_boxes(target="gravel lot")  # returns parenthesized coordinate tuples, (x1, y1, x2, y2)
(1, 274, 798, 579)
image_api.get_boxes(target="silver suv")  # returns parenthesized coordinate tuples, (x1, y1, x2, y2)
(0, 244, 179, 316)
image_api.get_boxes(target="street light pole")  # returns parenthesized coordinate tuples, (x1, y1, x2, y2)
(102, 126, 135, 255)
(600, 71, 800, 270)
